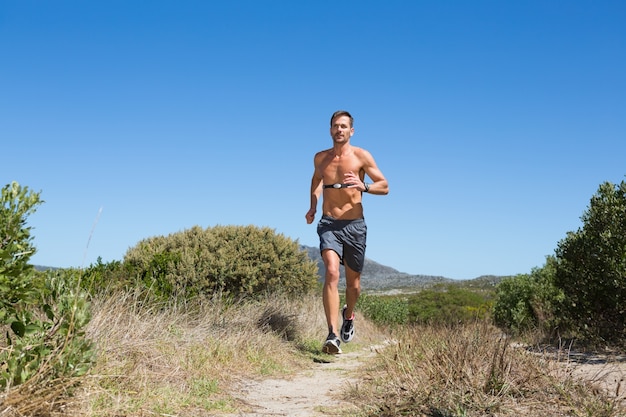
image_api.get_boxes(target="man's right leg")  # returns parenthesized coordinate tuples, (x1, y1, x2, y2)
(322, 249, 341, 335)
(321, 249, 342, 353)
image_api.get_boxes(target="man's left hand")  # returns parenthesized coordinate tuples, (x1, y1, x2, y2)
(344, 171, 365, 191)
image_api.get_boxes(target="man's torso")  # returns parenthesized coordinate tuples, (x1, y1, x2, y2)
(315, 148, 365, 220)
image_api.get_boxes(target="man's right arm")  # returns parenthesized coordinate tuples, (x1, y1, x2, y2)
(306, 155, 323, 224)
(306, 173, 323, 224)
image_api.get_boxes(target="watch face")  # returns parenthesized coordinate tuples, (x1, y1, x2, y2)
(333, 183, 342, 188)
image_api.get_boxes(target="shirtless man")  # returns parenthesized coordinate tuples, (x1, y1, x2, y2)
(305, 110, 389, 354)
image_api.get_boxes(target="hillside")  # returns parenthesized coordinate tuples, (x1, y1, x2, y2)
(300, 245, 506, 291)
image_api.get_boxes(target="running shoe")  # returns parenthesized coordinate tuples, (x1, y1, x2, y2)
(322, 332, 342, 354)
(340, 305, 355, 343)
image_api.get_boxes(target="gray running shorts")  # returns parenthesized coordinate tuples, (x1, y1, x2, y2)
(317, 215, 367, 273)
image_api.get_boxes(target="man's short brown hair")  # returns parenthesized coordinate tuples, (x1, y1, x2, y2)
(330, 110, 354, 127)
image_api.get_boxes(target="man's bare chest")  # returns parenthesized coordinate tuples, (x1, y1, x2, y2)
(320, 158, 362, 181)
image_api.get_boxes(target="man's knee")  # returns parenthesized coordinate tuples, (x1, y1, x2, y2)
(324, 267, 340, 286)
(345, 278, 361, 290)
(322, 250, 341, 276)
(323, 264, 341, 287)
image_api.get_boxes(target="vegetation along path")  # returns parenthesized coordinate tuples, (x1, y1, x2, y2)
(219, 341, 626, 417)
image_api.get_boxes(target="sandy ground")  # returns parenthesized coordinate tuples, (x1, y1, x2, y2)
(221, 345, 380, 417)
(556, 350, 626, 405)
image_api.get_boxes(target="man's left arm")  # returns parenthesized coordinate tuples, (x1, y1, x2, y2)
(361, 151, 389, 195)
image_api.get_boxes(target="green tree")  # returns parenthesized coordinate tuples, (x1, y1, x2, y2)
(554, 180, 626, 343)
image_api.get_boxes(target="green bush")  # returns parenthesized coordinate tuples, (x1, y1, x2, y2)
(408, 284, 492, 325)
(0, 182, 44, 316)
(0, 268, 94, 389)
(493, 256, 564, 336)
(0, 181, 94, 393)
(123, 225, 319, 299)
(357, 293, 409, 326)
(493, 274, 537, 334)
(80, 257, 126, 296)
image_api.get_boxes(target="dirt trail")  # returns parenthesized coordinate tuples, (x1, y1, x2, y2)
(223, 345, 379, 417)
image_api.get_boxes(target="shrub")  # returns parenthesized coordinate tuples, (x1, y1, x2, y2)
(79, 257, 126, 296)
(357, 293, 409, 326)
(0, 269, 94, 388)
(493, 256, 564, 337)
(123, 225, 319, 299)
(407, 284, 492, 325)
(493, 274, 537, 334)
(0, 182, 95, 415)
(0, 182, 44, 317)
(554, 180, 626, 344)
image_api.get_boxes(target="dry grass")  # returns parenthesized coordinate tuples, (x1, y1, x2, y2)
(4, 291, 623, 417)
(0, 368, 83, 417)
(60, 290, 335, 416)
(349, 321, 625, 417)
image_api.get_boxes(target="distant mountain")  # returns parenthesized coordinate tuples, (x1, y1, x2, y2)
(34, 265, 58, 272)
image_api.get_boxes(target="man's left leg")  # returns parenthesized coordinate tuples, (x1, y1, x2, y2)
(344, 266, 361, 319)
(341, 266, 361, 343)
(341, 218, 366, 343)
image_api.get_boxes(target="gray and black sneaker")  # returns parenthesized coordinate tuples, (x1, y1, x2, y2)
(322, 332, 342, 354)
(340, 305, 355, 343)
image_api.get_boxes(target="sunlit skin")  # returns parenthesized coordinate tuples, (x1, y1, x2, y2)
(306, 114, 388, 338)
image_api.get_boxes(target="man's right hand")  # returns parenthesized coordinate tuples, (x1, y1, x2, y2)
(305, 209, 316, 224)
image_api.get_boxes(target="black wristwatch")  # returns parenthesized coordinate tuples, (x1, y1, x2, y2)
(363, 182, 370, 193)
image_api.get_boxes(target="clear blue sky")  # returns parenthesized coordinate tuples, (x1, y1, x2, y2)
(2, 1, 625, 280)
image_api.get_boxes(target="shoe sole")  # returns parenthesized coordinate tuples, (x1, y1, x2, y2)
(322, 341, 342, 354)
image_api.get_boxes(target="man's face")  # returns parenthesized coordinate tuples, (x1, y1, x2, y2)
(330, 116, 354, 143)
